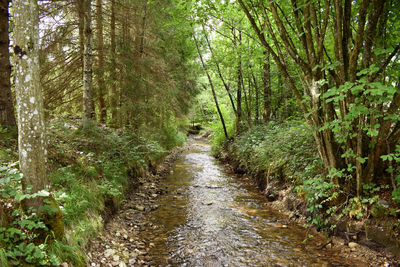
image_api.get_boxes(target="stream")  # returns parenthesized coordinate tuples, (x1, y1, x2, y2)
(139, 139, 366, 266)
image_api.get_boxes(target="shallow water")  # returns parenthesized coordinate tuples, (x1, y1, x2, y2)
(140, 139, 365, 266)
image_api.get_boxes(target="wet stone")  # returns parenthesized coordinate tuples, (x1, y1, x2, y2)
(135, 205, 145, 211)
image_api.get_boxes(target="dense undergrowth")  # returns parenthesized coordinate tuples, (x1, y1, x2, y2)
(211, 120, 400, 235)
(0, 117, 186, 266)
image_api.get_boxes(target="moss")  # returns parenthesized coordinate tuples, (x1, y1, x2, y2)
(43, 196, 65, 241)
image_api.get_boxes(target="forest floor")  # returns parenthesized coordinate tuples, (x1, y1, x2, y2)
(86, 135, 399, 267)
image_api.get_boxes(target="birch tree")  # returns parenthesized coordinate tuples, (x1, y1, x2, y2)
(13, 0, 64, 239)
(13, 0, 48, 210)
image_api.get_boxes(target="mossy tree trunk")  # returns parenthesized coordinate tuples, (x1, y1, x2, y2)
(13, 0, 64, 240)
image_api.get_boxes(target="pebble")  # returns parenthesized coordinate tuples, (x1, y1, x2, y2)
(122, 251, 130, 258)
(348, 242, 358, 251)
(113, 255, 120, 262)
(105, 249, 115, 258)
(135, 205, 145, 211)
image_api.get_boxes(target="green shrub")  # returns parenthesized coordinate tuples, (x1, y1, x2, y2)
(207, 112, 235, 154)
(229, 120, 321, 181)
(0, 163, 79, 266)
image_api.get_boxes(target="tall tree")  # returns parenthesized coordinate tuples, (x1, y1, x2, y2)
(262, 50, 271, 123)
(202, 24, 237, 114)
(193, 33, 228, 138)
(13, 2, 65, 241)
(13, 0, 47, 210)
(252, 72, 260, 123)
(0, 0, 15, 127)
(96, 0, 106, 122)
(234, 29, 243, 133)
(82, 0, 95, 124)
(110, 0, 118, 127)
(76, 0, 85, 71)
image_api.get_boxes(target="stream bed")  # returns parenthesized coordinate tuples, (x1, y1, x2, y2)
(139, 139, 367, 266)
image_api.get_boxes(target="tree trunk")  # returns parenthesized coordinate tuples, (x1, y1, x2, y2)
(263, 50, 271, 123)
(0, 0, 15, 127)
(234, 30, 243, 133)
(193, 33, 228, 139)
(13, 0, 63, 239)
(96, 0, 106, 123)
(83, 0, 95, 124)
(252, 73, 259, 123)
(110, 0, 118, 127)
(202, 24, 236, 114)
(76, 0, 84, 72)
(243, 76, 252, 129)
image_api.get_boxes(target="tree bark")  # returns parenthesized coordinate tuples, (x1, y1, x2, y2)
(83, 0, 95, 124)
(96, 0, 106, 123)
(76, 0, 85, 72)
(252, 73, 259, 123)
(0, 0, 15, 127)
(13, 0, 64, 239)
(13, 0, 47, 209)
(263, 50, 271, 123)
(243, 75, 251, 129)
(110, 0, 118, 127)
(234, 29, 243, 134)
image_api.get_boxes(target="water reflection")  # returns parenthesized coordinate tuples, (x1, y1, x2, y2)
(141, 140, 364, 266)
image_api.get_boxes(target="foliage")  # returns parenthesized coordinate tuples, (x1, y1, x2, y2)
(382, 145, 400, 202)
(297, 173, 339, 231)
(207, 103, 236, 154)
(0, 164, 64, 266)
(228, 121, 321, 180)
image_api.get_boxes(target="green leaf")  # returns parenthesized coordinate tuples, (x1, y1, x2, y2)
(356, 157, 366, 164)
